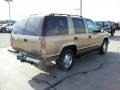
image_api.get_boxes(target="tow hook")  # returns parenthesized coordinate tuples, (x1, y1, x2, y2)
(17, 52, 26, 62)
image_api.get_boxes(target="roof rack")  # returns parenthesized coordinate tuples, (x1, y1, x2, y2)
(48, 13, 70, 16)
(30, 14, 38, 16)
(48, 13, 82, 17)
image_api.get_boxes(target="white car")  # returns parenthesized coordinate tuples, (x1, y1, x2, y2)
(6, 25, 14, 33)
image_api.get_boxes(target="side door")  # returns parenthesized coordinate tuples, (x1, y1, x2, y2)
(85, 19, 103, 47)
(44, 16, 73, 55)
(72, 18, 90, 50)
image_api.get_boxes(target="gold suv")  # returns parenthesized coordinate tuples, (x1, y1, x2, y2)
(10, 13, 109, 71)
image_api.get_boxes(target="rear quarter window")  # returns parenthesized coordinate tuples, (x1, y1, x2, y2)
(12, 18, 29, 35)
(24, 16, 43, 36)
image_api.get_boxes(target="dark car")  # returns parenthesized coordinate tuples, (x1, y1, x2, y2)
(96, 21, 115, 36)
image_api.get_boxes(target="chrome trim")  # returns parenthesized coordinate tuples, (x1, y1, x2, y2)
(26, 57, 40, 63)
(78, 43, 101, 50)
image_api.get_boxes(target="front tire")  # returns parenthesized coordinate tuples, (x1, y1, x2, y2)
(99, 40, 108, 54)
(56, 49, 74, 71)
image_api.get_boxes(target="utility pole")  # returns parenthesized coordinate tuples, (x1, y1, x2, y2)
(80, 0, 82, 16)
(75, 0, 82, 16)
(4, 0, 12, 26)
(75, 8, 80, 15)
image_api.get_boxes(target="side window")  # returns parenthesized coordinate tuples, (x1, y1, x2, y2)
(86, 19, 97, 32)
(24, 16, 43, 36)
(72, 18, 86, 34)
(45, 16, 69, 36)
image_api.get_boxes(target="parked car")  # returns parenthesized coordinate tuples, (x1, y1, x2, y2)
(118, 23, 120, 30)
(6, 24, 15, 33)
(0, 23, 14, 33)
(115, 22, 120, 30)
(96, 21, 115, 36)
(0, 24, 8, 32)
(11, 14, 109, 71)
(111, 22, 117, 31)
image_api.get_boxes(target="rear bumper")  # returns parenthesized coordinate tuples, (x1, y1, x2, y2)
(17, 51, 58, 64)
(17, 52, 40, 63)
(17, 51, 45, 63)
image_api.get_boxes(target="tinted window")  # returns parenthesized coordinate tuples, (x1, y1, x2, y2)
(24, 16, 43, 36)
(86, 19, 97, 32)
(45, 16, 68, 36)
(12, 18, 29, 35)
(72, 18, 86, 34)
(104, 22, 110, 27)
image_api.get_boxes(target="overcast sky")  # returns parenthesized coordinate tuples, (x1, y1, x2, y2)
(0, 0, 120, 21)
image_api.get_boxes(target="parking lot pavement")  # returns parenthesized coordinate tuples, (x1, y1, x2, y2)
(0, 31, 120, 90)
(0, 33, 10, 48)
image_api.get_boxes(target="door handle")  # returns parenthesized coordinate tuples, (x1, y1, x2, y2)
(89, 35, 92, 38)
(74, 37, 78, 40)
(24, 39, 28, 42)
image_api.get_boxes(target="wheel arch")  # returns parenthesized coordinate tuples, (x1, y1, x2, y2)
(103, 37, 109, 43)
(60, 44, 77, 56)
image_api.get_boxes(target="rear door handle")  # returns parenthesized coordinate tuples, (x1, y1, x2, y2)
(74, 37, 78, 40)
(24, 39, 28, 42)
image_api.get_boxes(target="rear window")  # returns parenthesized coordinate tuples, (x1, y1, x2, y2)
(24, 16, 43, 36)
(12, 16, 43, 36)
(12, 18, 29, 35)
(45, 16, 69, 36)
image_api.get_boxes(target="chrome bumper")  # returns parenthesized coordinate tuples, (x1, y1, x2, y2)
(17, 51, 41, 64)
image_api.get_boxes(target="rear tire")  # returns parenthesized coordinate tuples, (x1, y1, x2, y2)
(2, 28, 6, 33)
(56, 49, 74, 71)
(99, 40, 108, 54)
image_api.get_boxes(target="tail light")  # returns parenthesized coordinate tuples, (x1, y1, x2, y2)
(40, 37, 46, 54)
(40, 37, 46, 49)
